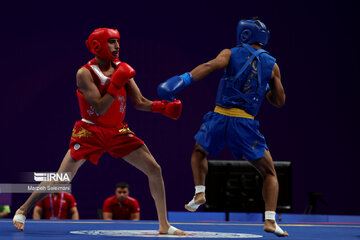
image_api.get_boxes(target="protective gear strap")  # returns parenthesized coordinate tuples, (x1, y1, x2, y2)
(234, 44, 267, 84)
(222, 45, 266, 106)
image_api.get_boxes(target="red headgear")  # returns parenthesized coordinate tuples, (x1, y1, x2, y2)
(86, 28, 120, 60)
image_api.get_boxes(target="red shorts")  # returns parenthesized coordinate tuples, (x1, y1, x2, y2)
(69, 120, 144, 165)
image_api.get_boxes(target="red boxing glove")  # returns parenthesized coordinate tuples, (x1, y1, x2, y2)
(151, 100, 182, 120)
(107, 62, 136, 96)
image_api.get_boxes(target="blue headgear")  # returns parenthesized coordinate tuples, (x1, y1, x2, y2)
(236, 19, 270, 46)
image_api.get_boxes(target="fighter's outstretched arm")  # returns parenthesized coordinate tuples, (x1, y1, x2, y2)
(266, 63, 285, 107)
(126, 79, 182, 120)
(126, 78, 153, 112)
(190, 48, 231, 81)
(76, 67, 116, 115)
(157, 49, 231, 101)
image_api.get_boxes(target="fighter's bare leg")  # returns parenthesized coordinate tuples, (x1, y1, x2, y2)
(185, 142, 207, 211)
(13, 150, 86, 231)
(122, 144, 185, 235)
(249, 149, 289, 237)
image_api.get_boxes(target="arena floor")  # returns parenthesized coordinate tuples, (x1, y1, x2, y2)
(1, 218, 360, 240)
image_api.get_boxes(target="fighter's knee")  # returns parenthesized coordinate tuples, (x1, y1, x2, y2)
(263, 171, 278, 184)
(267, 166, 277, 177)
(147, 162, 162, 176)
(193, 143, 208, 157)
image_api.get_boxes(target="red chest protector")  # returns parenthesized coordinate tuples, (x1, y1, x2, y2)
(77, 59, 127, 127)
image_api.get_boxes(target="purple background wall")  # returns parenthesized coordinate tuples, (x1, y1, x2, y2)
(1, 0, 359, 219)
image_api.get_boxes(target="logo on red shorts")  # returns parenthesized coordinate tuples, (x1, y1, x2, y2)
(74, 143, 80, 150)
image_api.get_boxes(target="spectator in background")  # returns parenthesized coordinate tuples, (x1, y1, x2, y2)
(0, 205, 11, 218)
(33, 192, 79, 220)
(103, 182, 140, 220)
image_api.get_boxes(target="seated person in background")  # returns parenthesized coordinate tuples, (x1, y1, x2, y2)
(33, 192, 79, 220)
(0, 205, 11, 218)
(103, 182, 140, 220)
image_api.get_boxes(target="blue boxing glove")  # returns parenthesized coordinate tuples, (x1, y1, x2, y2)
(157, 72, 194, 102)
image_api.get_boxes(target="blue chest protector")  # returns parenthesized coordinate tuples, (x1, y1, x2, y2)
(215, 44, 276, 116)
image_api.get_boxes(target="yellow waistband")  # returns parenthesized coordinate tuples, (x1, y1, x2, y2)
(119, 126, 134, 135)
(214, 106, 254, 119)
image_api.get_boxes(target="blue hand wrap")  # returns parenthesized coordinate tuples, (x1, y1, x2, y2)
(179, 72, 194, 86)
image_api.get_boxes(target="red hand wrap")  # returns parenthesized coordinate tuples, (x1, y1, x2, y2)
(151, 100, 182, 120)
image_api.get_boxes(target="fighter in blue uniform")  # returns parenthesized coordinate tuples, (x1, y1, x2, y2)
(158, 17, 288, 237)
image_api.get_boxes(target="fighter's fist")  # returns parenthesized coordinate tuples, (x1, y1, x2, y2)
(157, 72, 194, 102)
(107, 62, 136, 96)
(151, 100, 182, 120)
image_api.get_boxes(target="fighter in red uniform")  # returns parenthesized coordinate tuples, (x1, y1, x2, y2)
(13, 27, 185, 235)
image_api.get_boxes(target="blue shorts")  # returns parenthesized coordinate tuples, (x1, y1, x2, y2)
(194, 111, 268, 160)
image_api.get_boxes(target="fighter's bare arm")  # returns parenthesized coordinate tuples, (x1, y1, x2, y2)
(125, 78, 153, 112)
(76, 67, 115, 115)
(266, 63, 285, 107)
(190, 49, 231, 81)
(157, 49, 232, 102)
